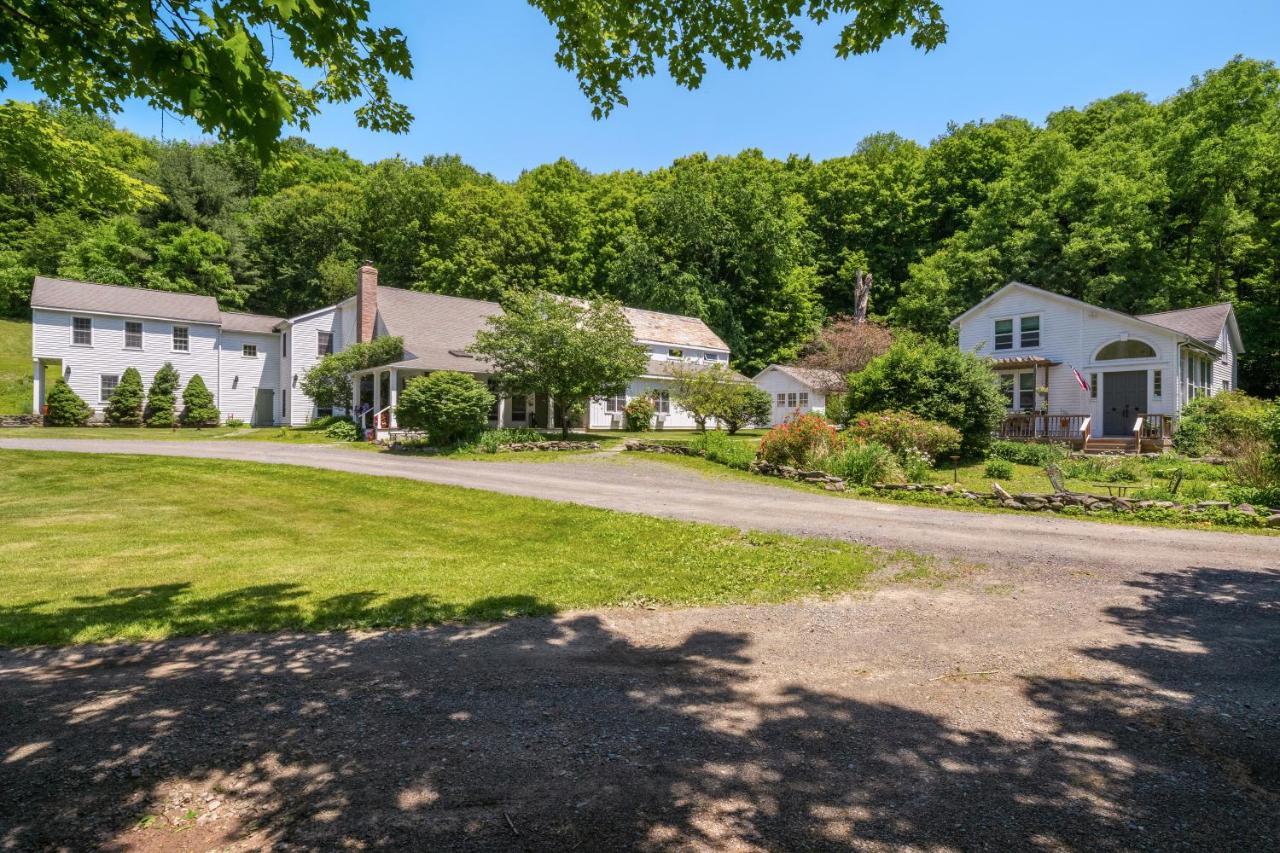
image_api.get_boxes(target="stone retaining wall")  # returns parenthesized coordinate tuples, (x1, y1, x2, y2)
(499, 441, 600, 452)
(0, 414, 40, 427)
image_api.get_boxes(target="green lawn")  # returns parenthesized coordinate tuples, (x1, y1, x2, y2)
(0, 317, 31, 415)
(0, 450, 915, 646)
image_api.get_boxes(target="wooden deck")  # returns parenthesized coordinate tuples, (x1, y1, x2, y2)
(998, 413, 1174, 454)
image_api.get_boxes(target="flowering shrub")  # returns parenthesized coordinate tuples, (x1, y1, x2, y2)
(757, 412, 843, 468)
(845, 410, 961, 458)
(624, 395, 656, 431)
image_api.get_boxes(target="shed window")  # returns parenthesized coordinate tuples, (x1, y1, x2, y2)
(1019, 315, 1040, 348)
(1096, 340, 1155, 360)
(172, 326, 189, 352)
(318, 331, 333, 356)
(776, 392, 786, 407)
(994, 319, 1013, 351)
(787, 392, 797, 408)
(72, 316, 92, 346)
(798, 392, 810, 407)
(242, 344, 258, 358)
(124, 321, 143, 349)
(100, 374, 118, 402)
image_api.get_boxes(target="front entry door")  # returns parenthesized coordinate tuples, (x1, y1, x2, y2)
(251, 389, 274, 426)
(1102, 370, 1147, 436)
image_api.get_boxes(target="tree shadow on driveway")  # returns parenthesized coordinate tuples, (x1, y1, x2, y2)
(0, 567, 1276, 850)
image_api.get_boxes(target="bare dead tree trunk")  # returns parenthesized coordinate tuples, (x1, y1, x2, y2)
(852, 269, 873, 324)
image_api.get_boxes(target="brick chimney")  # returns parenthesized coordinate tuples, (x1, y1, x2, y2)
(356, 262, 378, 343)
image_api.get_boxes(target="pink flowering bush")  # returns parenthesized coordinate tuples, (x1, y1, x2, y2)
(757, 412, 844, 468)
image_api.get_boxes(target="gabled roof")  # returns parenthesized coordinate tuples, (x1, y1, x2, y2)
(950, 282, 1224, 354)
(373, 286, 732, 373)
(220, 311, 284, 334)
(623, 306, 728, 351)
(1137, 303, 1243, 353)
(754, 364, 847, 392)
(376, 287, 501, 373)
(30, 276, 223, 325)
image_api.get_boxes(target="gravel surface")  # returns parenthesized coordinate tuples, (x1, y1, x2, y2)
(0, 437, 1275, 573)
(1, 439, 1276, 850)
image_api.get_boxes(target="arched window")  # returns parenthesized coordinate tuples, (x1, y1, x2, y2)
(1096, 339, 1156, 360)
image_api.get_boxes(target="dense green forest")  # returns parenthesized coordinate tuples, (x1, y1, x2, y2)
(1, 57, 1277, 393)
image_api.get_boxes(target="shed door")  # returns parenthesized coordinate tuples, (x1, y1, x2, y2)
(251, 389, 274, 427)
(1102, 371, 1146, 436)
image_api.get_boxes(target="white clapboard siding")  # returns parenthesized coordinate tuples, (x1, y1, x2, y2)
(218, 331, 281, 423)
(33, 308, 220, 417)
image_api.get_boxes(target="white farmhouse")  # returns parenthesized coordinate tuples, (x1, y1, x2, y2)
(952, 282, 1244, 451)
(29, 265, 733, 434)
(751, 365, 846, 426)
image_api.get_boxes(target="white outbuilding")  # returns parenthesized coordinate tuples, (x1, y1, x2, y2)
(752, 365, 846, 426)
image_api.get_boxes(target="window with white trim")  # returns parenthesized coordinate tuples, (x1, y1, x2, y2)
(1090, 373, 1098, 400)
(1019, 315, 1040, 348)
(1017, 372, 1035, 411)
(124, 320, 142, 349)
(798, 392, 810, 407)
(653, 391, 670, 415)
(604, 393, 626, 413)
(100, 374, 119, 403)
(72, 316, 92, 346)
(999, 373, 1015, 408)
(317, 331, 333, 356)
(1097, 339, 1155, 360)
(667, 348, 683, 359)
(511, 395, 527, 421)
(994, 318, 1013, 351)
(172, 326, 189, 352)
(242, 343, 258, 358)
(787, 392, 797, 408)
(775, 392, 786, 407)
(1153, 369, 1162, 399)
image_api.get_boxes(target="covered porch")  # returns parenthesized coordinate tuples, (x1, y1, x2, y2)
(346, 364, 576, 441)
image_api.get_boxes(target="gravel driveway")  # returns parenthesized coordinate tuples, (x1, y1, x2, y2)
(1, 439, 1276, 850)
(0, 437, 1274, 573)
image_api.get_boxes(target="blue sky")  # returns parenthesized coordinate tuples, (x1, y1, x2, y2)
(7, 0, 1280, 179)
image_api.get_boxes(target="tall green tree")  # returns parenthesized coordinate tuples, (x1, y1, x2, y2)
(104, 366, 144, 426)
(144, 362, 180, 427)
(470, 290, 647, 437)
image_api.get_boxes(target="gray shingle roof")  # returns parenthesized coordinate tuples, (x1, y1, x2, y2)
(642, 359, 749, 381)
(220, 311, 284, 334)
(374, 287, 732, 373)
(30, 276, 222, 324)
(764, 365, 848, 392)
(1136, 303, 1233, 345)
(623, 306, 728, 350)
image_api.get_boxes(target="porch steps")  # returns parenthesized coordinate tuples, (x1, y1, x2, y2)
(1081, 438, 1138, 454)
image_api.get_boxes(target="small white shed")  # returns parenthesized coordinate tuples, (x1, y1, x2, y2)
(753, 365, 846, 426)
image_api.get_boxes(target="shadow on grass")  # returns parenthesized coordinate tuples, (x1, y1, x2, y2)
(0, 566, 1276, 849)
(0, 584, 556, 646)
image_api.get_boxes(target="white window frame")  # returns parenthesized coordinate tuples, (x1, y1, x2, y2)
(603, 393, 626, 413)
(653, 391, 670, 415)
(172, 326, 189, 353)
(1019, 315, 1040, 348)
(775, 392, 786, 407)
(99, 374, 119, 403)
(124, 320, 143, 350)
(1017, 371, 1036, 411)
(993, 318, 1013, 351)
(1152, 369, 1162, 400)
(786, 392, 798, 408)
(71, 316, 92, 346)
(317, 331, 333, 356)
(798, 391, 810, 408)
(242, 343, 258, 358)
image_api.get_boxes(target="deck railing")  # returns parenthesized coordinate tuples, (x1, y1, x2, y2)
(1140, 413, 1175, 439)
(998, 413, 1089, 440)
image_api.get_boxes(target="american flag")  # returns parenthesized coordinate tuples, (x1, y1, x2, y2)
(1071, 367, 1090, 392)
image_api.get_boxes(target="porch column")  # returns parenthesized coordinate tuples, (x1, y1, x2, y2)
(389, 368, 399, 428)
(350, 373, 359, 421)
(31, 359, 42, 415)
(496, 393, 506, 428)
(373, 371, 382, 428)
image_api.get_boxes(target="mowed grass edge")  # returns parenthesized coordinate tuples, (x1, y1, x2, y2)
(0, 450, 917, 646)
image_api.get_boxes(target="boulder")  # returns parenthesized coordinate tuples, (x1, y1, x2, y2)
(991, 482, 1013, 501)
(1235, 503, 1257, 516)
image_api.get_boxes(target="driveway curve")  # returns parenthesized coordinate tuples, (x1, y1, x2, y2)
(1, 437, 1274, 572)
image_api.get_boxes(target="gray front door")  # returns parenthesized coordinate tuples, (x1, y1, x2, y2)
(251, 389, 274, 427)
(1102, 371, 1146, 436)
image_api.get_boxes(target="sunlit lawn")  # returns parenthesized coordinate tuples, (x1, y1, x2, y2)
(0, 317, 31, 414)
(0, 451, 911, 646)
